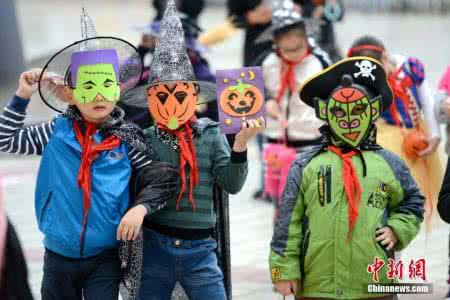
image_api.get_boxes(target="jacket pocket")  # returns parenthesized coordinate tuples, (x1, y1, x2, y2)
(373, 237, 389, 262)
(300, 227, 311, 278)
(372, 214, 393, 262)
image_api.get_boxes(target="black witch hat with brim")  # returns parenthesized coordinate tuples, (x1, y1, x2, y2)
(254, 0, 306, 44)
(299, 56, 393, 111)
(38, 7, 143, 113)
(120, 0, 216, 110)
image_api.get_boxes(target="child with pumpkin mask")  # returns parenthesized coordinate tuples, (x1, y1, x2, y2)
(121, 1, 264, 299)
(0, 13, 178, 299)
(269, 57, 424, 300)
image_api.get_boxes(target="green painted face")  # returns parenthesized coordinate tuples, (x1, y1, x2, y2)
(72, 64, 120, 104)
(316, 87, 381, 148)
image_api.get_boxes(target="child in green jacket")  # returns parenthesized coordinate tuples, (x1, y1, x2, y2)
(270, 57, 425, 299)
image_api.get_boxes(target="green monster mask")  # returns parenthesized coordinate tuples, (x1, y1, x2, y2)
(72, 64, 120, 104)
(315, 76, 381, 148)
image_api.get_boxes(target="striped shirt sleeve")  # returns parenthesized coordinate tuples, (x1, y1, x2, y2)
(128, 146, 153, 170)
(0, 96, 55, 155)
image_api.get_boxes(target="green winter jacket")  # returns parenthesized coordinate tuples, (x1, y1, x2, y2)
(269, 146, 424, 299)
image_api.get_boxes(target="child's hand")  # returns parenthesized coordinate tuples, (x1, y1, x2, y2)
(417, 136, 440, 157)
(266, 99, 281, 120)
(274, 280, 298, 296)
(116, 204, 148, 241)
(375, 226, 398, 251)
(233, 117, 265, 152)
(16, 68, 43, 99)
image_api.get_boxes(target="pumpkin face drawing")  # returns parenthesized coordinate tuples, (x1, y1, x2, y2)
(219, 79, 263, 118)
(147, 81, 198, 130)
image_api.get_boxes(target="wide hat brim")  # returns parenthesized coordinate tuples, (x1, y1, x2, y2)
(120, 80, 216, 110)
(254, 19, 305, 44)
(298, 56, 393, 111)
(38, 36, 143, 113)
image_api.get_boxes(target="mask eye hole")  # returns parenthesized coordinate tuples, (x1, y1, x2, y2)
(228, 92, 238, 101)
(244, 90, 255, 100)
(174, 91, 187, 104)
(157, 92, 169, 104)
(351, 104, 368, 116)
(330, 106, 346, 118)
(103, 80, 114, 88)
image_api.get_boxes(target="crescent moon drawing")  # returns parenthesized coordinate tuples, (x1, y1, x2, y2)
(248, 70, 255, 80)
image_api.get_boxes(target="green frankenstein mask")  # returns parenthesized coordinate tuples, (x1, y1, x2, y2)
(315, 83, 381, 148)
(72, 64, 120, 104)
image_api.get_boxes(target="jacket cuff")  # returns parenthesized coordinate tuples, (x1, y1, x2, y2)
(230, 150, 247, 163)
(141, 203, 152, 216)
(11, 95, 30, 113)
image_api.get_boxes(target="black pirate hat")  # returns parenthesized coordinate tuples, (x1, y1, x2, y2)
(299, 56, 393, 111)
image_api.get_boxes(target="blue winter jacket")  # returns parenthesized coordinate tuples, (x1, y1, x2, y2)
(35, 117, 131, 258)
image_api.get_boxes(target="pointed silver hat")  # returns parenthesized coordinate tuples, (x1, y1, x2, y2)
(121, 0, 215, 110)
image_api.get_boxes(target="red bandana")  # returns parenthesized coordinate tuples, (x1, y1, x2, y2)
(328, 146, 362, 240)
(73, 121, 121, 228)
(387, 66, 414, 127)
(276, 50, 310, 103)
(347, 44, 385, 57)
(158, 118, 199, 210)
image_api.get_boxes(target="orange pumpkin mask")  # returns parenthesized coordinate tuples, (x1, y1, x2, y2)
(147, 81, 199, 130)
(219, 79, 264, 118)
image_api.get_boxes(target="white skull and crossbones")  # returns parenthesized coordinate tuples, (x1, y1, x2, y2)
(354, 60, 376, 81)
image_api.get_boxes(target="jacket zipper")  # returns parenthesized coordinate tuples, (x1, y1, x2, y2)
(80, 216, 88, 257)
(285, 91, 291, 141)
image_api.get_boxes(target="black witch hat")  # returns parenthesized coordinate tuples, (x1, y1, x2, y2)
(38, 7, 143, 113)
(255, 0, 306, 44)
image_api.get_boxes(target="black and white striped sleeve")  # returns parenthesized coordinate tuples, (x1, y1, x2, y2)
(128, 146, 153, 170)
(0, 95, 55, 155)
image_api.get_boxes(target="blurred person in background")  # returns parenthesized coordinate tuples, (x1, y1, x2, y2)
(299, 0, 344, 62)
(435, 64, 450, 300)
(227, 0, 343, 67)
(262, 0, 326, 212)
(0, 196, 33, 299)
(436, 65, 450, 153)
(152, 0, 205, 22)
(348, 35, 443, 229)
(227, 0, 335, 201)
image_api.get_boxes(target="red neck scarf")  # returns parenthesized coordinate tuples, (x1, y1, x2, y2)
(328, 145, 362, 240)
(158, 118, 199, 210)
(387, 66, 414, 127)
(276, 50, 310, 103)
(73, 121, 121, 228)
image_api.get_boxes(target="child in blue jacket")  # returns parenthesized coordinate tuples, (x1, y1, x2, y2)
(0, 47, 177, 299)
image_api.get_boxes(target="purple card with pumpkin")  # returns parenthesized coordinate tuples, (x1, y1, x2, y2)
(216, 66, 265, 134)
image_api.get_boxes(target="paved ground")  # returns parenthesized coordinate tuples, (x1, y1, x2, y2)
(2, 1, 450, 299)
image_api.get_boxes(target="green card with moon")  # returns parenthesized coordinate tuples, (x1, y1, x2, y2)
(216, 67, 266, 134)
